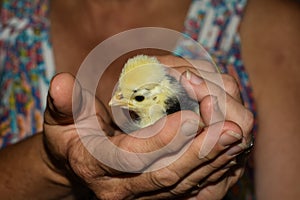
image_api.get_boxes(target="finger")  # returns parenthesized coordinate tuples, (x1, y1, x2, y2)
(203, 160, 237, 183)
(187, 69, 242, 102)
(157, 55, 217, 73)
(162, 121, 243, 181)
(198, 95, 252, 160)
(44, 73, 81, 125)
(44, 73, 115, 156)
(45, 71, 113, 125)
(178, 158, 241, 195)
(134, 165, 244, 200)
(178, 70, 254, 136)
(166, 65, 240, 103)
(162, 126, 244, 196)
(200, 95, 224, 126)
(194, 167, 244, 200)
(101, 121, 244, 197)
(185, 59, 218, 73)
(156, 55, 242, 102)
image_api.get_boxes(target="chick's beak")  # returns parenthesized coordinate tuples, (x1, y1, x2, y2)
(109, 93, 130, 107)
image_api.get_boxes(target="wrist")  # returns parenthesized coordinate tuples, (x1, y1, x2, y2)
(40, 132, 72, 187)
(41, 132, 92, 199)
(0, 132, 80, 199)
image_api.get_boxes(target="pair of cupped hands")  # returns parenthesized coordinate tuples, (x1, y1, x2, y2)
(43, 55, 253, 200)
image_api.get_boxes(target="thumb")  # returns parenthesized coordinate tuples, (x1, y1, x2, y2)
(45, 72, 82, 125)
(104, 111, 203, 172)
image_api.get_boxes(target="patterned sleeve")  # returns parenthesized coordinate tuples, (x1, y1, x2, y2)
(0, 0, 54, 148)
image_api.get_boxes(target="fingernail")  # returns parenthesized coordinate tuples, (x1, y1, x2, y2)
(224, 160, 237, 169)
(219, 131, 242, 147)
(226, 144, 245, 156)
(212, 96, 219, 111)
(185, 70, 203, 85)
(198, 120, 206, 130)
(185, 69, 192, 80)
(181, 119, 199, 136)
(229, 160, 237, 166)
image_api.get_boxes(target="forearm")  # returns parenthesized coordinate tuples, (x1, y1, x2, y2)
(254, 120, 300, 199)
(0, 133, 74, 199)
(241, 0, 300, 199)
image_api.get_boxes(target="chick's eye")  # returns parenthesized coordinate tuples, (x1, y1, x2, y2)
(135, 95, 145, 102)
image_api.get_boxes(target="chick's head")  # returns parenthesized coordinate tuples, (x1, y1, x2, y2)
(109, 55, 177, 128)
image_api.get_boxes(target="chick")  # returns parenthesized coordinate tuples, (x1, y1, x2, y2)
(109, 55, 199, 132)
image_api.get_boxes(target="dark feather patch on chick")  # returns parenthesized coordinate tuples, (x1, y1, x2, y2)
(165, 75, 199, 115)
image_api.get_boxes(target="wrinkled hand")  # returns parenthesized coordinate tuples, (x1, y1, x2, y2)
(157, 55, 254, 199)
(43, 71, 252, 200)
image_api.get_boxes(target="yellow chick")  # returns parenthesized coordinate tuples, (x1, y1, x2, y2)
(109, 55, 198, 132)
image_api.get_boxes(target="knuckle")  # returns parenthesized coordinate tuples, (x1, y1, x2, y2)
(223, 75, 240, 97)
(208, 153, 233, 169)
(170, 180, 196, 196)
(114, 147, 147, 172)
(206, 161, 222, 170)
(150, 168, 181, 188)
(157, 55, 179, 66)
(206, 168, 228, 183)
(156, 133, 172, 150)
(67, 147, 96, 180)
(94, 180, 134, 200)
(242, 109, 255, 135)
(226, 168, 245, 187)
(96, 190, 127, 200)
(197, 186, 226, 200)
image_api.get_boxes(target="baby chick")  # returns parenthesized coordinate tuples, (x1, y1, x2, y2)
(109, 55, 199, 132)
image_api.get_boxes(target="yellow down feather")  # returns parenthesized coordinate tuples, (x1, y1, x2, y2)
(109, 54, 198, 132)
